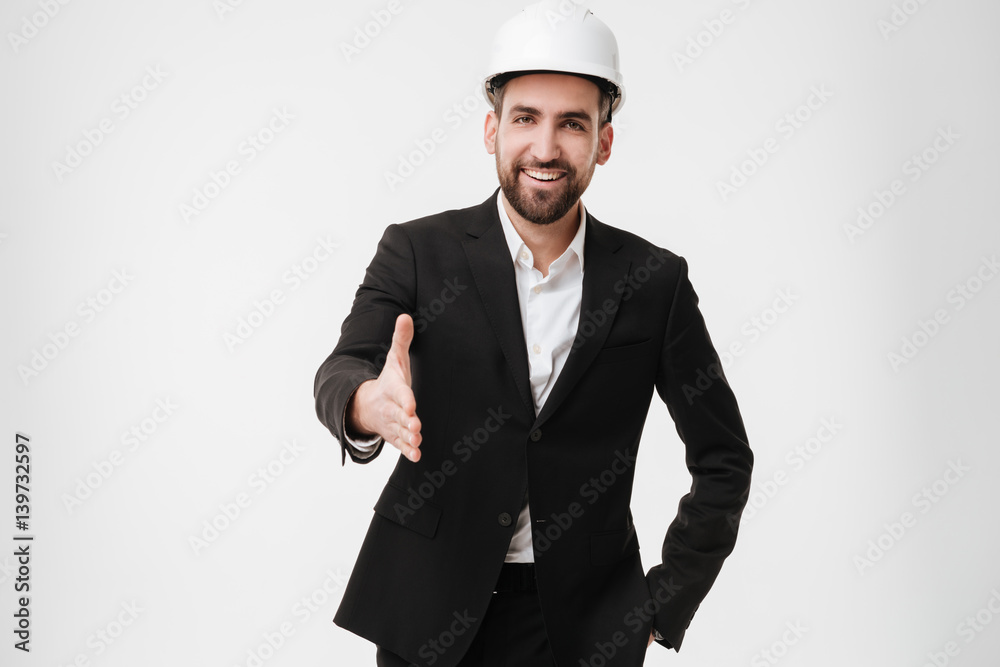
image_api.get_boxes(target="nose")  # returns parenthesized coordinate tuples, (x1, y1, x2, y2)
(530, 121, 560, 164)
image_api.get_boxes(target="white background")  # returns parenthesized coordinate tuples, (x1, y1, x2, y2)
(2, 1, 999, 666)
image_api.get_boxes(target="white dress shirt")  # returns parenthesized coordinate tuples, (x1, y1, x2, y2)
(496, 192, 585, 562)
(344, 191, 587, 564)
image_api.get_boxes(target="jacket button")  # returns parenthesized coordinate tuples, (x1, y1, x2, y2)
(498, 512, 512, 527)
(530, 429, 542, 442)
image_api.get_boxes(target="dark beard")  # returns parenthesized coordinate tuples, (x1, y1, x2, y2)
(496, 155, 592, 226)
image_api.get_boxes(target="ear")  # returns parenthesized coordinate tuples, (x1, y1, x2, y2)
(484, 110, 498, 155)
(596, 122, 614, 166)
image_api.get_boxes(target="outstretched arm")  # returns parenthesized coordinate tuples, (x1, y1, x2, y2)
(314, 224, 423, 465)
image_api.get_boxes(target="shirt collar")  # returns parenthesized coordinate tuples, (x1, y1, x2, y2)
(495, 190, 586, 273)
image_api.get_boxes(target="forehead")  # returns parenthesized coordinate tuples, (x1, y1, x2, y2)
(500, 72, 602, 117)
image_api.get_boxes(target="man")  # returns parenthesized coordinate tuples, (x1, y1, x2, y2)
(314, 4, 753, 666)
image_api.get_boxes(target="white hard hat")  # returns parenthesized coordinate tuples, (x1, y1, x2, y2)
(482, 2, 625, 119)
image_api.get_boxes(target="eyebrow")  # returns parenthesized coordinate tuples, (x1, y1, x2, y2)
(509, 104, 595, 124)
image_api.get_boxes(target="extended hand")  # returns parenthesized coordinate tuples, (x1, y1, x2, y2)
(347, 314, 423, 462)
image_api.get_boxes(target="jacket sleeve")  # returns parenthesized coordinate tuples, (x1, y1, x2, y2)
(646, 255, 754, 650)
(313, 223, 418, 466)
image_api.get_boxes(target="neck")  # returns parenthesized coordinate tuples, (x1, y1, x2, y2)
(500, 191, 581, 277)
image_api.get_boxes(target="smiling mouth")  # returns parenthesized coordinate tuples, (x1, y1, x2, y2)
(522, 168, 566, 182)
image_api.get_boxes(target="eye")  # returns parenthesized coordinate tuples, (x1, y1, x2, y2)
(565, 121, 584, 130)
(513, 116, 533, 125)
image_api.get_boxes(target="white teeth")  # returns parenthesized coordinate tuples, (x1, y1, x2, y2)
(524, 169, 563, 181)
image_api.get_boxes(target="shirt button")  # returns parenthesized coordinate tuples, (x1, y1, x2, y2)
(519, 250, 530, 261)
(533, 285, 542, 294)
(498, 512, 512, 527)
(532, 344, 541, 354)
(530, 429, 542, 442)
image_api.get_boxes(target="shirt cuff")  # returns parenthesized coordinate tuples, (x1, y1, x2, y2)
(342, 389, 382, 459)
(345, 431, 382, 457)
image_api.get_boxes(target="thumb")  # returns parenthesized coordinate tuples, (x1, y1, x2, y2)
(389, 313, 414, 384)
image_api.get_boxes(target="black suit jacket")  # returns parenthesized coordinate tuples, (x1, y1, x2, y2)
(314, 190, 753, 666)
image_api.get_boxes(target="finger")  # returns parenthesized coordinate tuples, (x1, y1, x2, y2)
(389, 313, 414, 385)
(403, 419, 422, 448)
(399, 407, 422, 447)
(392, 383, 418, 420)
(372, 380, 420, 453)
(392, 410, 422, 448)
(387, 406, 422, 462)
(391, 430, 421, 463)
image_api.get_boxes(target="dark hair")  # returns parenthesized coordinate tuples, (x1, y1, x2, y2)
(490, 70, 616, 125)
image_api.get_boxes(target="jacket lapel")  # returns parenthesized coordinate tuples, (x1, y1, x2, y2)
(462, 191, 536, 418)
(462, 191, 632, 427)
(532, 212, 631, 430)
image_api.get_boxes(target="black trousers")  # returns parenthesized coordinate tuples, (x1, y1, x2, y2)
(375, 564, 556, 667)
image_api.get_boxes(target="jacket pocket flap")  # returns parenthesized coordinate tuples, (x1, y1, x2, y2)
(593, 338, 653, 365)
(590, 526, 639, 566)
(373, 483, 442, 539)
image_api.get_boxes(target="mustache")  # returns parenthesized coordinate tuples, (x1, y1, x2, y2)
(516, 159, 574, 173)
